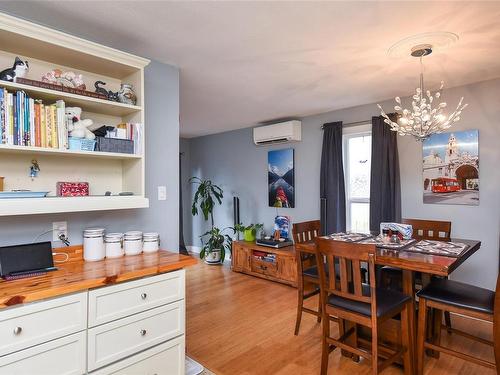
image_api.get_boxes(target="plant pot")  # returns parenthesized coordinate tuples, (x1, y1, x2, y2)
(243, 229, 256, 242)
(204, 248, 222, 264)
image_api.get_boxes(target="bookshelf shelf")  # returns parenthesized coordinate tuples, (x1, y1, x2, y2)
(0, 12, 150, 216)
(0, 144, 142, 160)
(0, 80, 142, 117)
(0, 196, 150, 216)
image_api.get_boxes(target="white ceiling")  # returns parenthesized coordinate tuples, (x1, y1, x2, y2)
(1, 1, 500, 138)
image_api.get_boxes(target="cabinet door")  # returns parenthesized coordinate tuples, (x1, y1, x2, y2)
(277, 256, 297, 284)
(232, 245, 250, 272)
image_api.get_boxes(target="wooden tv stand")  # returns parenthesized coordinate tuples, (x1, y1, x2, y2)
(231, 241, 297, 287)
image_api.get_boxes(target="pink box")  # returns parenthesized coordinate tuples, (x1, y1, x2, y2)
(56, 182, 89, 197)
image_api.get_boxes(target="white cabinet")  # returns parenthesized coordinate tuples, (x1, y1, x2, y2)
(0, 332, 86, 375)
(0, 292, 87, 356)
(88, 270, 185, 327)
(0, 271, 186, 375)
(92, 336, 185, 375)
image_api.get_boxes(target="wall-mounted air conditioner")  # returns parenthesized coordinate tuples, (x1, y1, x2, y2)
(253, 120, 302, 146)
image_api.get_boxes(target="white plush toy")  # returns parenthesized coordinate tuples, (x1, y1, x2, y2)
(66, 107, 95, 140)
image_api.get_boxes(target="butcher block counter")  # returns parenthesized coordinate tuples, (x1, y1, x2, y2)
(0, 246, 196, 375)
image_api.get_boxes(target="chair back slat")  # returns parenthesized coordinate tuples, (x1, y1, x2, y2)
(293, 220, 321, 244)
(402, 218, 451, 241)
(315, 238, 376, 307)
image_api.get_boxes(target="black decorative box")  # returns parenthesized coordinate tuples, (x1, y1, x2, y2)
(96, 136, 134, 154)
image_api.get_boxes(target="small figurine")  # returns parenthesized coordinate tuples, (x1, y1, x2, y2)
(30, 159, 40, 179)
(0, 57, 29, 82)
(42, 69, 86, 90)
(94, 81, 119, 102)
(66, 107, 95, 140)
(117, 84, 137, 105)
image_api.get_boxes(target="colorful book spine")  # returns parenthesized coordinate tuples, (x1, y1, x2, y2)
(8, 93, 13, 145)
(40, 103, 46, 148)
(45, 105, 52, 148)
(34, 103, 41, 147)
(0, 89, 4, 144)
(50, 105, 58, 149)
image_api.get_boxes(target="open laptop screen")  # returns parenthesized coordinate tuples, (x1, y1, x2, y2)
(0, 241, 54, 276)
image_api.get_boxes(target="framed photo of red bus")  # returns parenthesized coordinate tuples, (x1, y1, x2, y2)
(422, 130, 479, 205)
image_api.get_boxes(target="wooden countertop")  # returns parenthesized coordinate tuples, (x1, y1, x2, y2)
(0, 246, 197, 309)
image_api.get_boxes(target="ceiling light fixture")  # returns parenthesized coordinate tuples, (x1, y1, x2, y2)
(378, 34, 467, 142)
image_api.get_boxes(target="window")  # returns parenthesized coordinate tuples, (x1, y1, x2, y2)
(343, 126, 371, 233)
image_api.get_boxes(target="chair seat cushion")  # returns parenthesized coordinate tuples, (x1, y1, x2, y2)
(303, 263, 332, 278)
(417, 278, 494, 315)
(328, 284, 411, 318)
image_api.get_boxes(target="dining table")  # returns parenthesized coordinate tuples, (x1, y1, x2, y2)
(295, 236, 481, 375)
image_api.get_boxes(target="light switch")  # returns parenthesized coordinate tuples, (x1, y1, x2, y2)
(158, 186, 167, 200)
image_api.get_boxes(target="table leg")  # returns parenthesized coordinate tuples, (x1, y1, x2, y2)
(402, 270, 416, 375)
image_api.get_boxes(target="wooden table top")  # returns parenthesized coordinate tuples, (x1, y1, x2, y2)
(296, 238, 481, 277)
(0, 246, 197, 309)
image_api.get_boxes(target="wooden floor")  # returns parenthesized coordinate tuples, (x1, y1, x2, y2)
(186, 259, 496, 375)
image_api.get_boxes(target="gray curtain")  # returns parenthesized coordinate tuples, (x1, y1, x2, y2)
(320, 121, 346, 234)
(369, 115, 401, 233)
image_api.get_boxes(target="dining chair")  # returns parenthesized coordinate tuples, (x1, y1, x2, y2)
(416, 272, 499, 374)
(292, 220, 324, 335)
(380, 218, 453, 329)
(315, 238, 413, 375)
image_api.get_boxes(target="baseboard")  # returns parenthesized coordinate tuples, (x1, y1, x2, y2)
(186, 245, 232, 262)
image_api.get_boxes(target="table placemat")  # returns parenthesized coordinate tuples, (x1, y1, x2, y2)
(326, 232, 373, 242)
(357, 236, 417, 249)
(403, 240, 470, 257)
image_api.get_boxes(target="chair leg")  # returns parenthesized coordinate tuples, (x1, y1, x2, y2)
(320, 309, 330, 375)
(371, 324, 379, 375)
(444, 311, 452, 333)
(294, 288, 304, 336)
(431, 308, 443, 359)
(416, 298, 428, 375)
(317, 290, 322, 323)
(401, 303, 413, 375)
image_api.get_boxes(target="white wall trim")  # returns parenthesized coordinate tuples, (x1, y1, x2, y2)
(186, 245, 201, 254)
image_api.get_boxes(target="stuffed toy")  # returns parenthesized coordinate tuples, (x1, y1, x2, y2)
(66, 107, 95, 140)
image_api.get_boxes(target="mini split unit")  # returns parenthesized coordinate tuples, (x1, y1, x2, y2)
(253, 120, 302, 146)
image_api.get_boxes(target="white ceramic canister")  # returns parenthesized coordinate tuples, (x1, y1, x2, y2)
(143, 232, 160, 253)
(83, 228, 105, 261)
(123, 231, 143, 255)
(105, 233, 124, 258)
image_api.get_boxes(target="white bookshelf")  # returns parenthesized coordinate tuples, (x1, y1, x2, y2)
(0, 12, 150, 216)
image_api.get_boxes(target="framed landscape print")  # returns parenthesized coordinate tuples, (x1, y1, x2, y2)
(422, 130, 479, 205)
(268, 148, 295, 207)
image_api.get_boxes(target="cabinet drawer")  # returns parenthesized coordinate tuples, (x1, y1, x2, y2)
(88, 270, 185, 327)
(0, 292, 87, 356)
(88, 300, 185, 371)
(251, 259, 277, 277)
(0, 331, 86, 375)
(91, 336, 184, 375)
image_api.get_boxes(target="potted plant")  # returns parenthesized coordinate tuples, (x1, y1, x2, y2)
(234, 223, 264, 242)
(200, 226, 233, 264)
(190, 177, 227, 264)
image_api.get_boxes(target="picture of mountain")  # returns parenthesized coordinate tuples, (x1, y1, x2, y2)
(268, 148, 295, 207)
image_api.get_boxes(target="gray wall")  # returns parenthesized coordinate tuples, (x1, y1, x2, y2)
(0, 60, 180, 251)
(187, 78, 500, 289)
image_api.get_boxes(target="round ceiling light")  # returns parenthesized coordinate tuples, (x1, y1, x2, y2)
(387, 31, 459, 58)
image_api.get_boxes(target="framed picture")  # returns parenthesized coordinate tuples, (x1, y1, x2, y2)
(422, 130, 479, 205)
(268, 148, 295, 207)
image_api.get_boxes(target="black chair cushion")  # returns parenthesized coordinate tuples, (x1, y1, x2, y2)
(417, 278, 494, 315)
(303, 263, 331, 278)
(328, 284, 411, 318)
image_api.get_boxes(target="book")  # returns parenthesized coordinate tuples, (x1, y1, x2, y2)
(0, 89, 4, 144)
(50, 104, 58, 149)
(40, 103, 46, 148)
(45, 105, 52, 148)
(34, 103, 41, 147)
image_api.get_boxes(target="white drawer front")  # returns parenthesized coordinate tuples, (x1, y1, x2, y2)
(0, 331, 86, 375)
(0, 292, 87, 356)
(88, 300, 185, 371)
(88, 270, 185, 327)
(92, 336, 185, 375)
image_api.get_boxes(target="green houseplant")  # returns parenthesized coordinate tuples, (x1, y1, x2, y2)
(190, 177, 228, 264)
(234, 223, 264, 242)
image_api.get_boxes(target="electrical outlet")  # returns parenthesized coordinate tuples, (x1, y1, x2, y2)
(52, 221, 68, 242)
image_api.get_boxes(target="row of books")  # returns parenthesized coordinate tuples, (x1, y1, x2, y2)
(0, 88, 68, 149)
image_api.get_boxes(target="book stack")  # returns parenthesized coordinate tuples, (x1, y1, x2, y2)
(0, 88, 68, 149)
(253, 251, 276, 263)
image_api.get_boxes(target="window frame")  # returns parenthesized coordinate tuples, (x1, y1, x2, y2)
(342, 124, 372, 233)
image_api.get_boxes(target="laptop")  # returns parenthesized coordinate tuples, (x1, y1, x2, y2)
(0, 241, 57, 280)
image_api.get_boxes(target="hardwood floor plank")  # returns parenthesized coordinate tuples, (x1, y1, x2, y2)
(186, 260, 495, 375)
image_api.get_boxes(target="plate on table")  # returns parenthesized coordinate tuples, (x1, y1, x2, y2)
(0, 191, 50, 199)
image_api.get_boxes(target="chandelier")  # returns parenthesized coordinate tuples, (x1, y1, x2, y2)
(377, 44, 468, 142)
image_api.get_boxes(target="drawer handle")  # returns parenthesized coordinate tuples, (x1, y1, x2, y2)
(141, 293, 148, 300)
(13, 326, 22, 335)
(140, 329, 147, 336)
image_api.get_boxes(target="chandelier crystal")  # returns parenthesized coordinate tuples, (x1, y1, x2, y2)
(377, 45, 468, 142)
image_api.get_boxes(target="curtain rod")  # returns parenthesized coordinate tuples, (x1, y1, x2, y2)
(321, 120, 371, 129)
